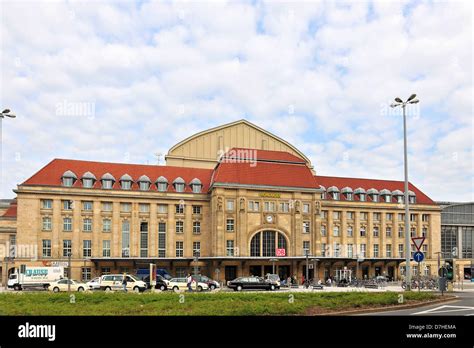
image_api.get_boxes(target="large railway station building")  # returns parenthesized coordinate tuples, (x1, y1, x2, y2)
(0, 119, 441, 283)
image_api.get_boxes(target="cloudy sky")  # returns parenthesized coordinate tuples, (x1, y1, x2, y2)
(0, 0, 472, 201)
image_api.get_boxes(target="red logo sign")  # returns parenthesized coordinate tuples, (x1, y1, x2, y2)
(276, 248, 286, 257)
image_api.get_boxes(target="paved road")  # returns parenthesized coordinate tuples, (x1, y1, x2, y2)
(358, 291, 474, 316)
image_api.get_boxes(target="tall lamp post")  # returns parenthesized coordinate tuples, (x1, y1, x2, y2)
(390, 94, 419, 291)
(269, 258, 278, 274)
(0, 109, 16, 192)
(304, 249, 310, 286)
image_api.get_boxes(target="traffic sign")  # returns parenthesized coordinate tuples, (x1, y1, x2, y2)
(411, 237, 425, 251)
(413, 251, 424, 262)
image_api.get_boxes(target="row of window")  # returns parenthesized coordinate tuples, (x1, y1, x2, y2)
(317, 242, 428, 258)
(42, 200, 203, 214)
(321, 211, 430, 222)
(322, 187, 417, 204)
(320, 225, 429, 238)
(61, 171, 203, 193)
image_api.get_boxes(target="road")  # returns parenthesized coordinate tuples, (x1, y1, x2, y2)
(358, 291, 474, 316)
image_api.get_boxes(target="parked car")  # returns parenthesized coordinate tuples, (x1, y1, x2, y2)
(99, 274, 147, 292)
(192, 275, 220, 290)
(227, 276, 279, 291)
(86, 277, 101, 290)
(265, 274, 281, 287)
(48, 279, 87, 293)
(168, 277, 209, 292)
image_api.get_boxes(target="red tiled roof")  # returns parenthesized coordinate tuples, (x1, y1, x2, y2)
(223, 148, 306, 163)
(21, 159, 214, 193)
(212, 160, 318, 189)
(2, 199, 17, 218)
(315, 175, 436, 205)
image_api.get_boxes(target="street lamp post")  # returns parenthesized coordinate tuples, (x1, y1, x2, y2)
(269, 258, 278, 274)
(390, 94, 419, 291)
(67, 252, 72, 293)
(304, 249, 309, 287)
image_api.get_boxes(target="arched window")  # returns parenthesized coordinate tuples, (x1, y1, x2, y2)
(81, 171, 96, 188)
(327, 186, 340, 200)
(341, 187, 353, 200)
(408, 190, 416, 204)
(319, 186, 326, 199)
(61, 170, 77, 187)
(155, 176, 168, 192)
(120, 174, 133, 190)
(250, 230, 287, 257)
(380, 189, 392, 203)
(173, 177, 185, 193)
(138, 175, 151, 191)
(367, 188, 379, 202)
(189, 178, 202, 193)
(354, 188, 366, 201)
(392, 190, 403, 203)
(101, 173, 115, 189)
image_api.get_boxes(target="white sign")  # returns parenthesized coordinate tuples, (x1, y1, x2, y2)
(411, 237, 425, 251)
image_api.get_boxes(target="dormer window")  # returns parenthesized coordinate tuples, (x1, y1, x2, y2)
(120, 174, 133, 190)
(101, 173, 115, 189)
(392, 190, 404, 203)
(380, 189, 391, 203)
(320, 186, 326, 199)
(327, 186, 340, 200)
(155, 176, 168, 192)
(138, 175, 151, 191)
(354, 188, 366, 202)
(190, 178, 202, 193)
(61, 170, 77, 187)
(173, 177, 185, 193)
(367, 188, 379, 202)
(408, 191, 416, 204)
(341, 187, 353, 201)
(81, 171, 96, 188)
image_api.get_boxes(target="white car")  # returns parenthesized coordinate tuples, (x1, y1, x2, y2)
(168, 277, 209, 292)
(48, 279, 88, 292)
(86, 277, 101, 290)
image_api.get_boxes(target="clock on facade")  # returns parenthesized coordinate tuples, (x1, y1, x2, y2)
(266, 215, 273, 223)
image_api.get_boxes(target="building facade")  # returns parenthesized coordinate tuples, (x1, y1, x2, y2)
(1, 120, 441, 284)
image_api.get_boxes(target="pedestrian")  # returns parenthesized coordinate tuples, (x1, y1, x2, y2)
(286, 276, 292, 288)
(301, 274, 305, 286)
(122, 273, 128, 292)
(186, 273, 193, 292)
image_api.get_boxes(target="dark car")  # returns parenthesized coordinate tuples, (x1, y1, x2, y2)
(227, 276, 279, 291)
(143, 274, 169, 290)
(192, 275, 220, 290)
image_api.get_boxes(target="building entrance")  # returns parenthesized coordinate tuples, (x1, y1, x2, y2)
(225, 266, 237, 282)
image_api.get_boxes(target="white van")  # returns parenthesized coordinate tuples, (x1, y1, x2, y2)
(99, 274, 147, 293)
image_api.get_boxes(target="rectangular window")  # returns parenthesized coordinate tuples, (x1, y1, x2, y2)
(373, 244, 379, 257)
(386, 213, 393, 221)
(62, 200, 73, 210)
(102, 218, 111, 232)
(373, 213, 381, 221)
(386, 227, 392, 237)
(303, 203, 310, 214)
(102, 240, 111, 257)
(226, 240, 234, 256)
(422, 227, 428, 237)
(82, 201, 93, 211)
(42, 239, 51, 257)
(81, 267, 91, 282)
(321, 243, 327, 257)
(192, 205, 202, 214)
(303, 241, 310, 255)
(321, 225, 327, 237)
(248, 201, 260, 212)
(386, 244, 392, 258)
(264, 201, 275, 212)
(347, 244, 353, 258)
(140, 222, 148, 257)
(139, 203, 150, 213)
(347, 226, 353, 237)
(175, 221, 184, 234)
(410, 214, 417, 222)
(226, 219, 234, 232)
(373, 226, 379, 237)
(360, 244, 366, 257)
(226, 200, 235, 211)
(122, 220, 130, 257)
(333, 211, 341, 220)
(83, 240, 92, 258)
(102, 202, 113, 212)
(411, 227, 416, 237)
(176, 241, 184, 257)
(347, 211, 354, 220)
(63, 217, 73, 232)
(63, 240, 72, 257)
(422, 245, 428, 253)
(101, 267, 111, 275)
(193, 221, 201, 234)
(41, 199, 52, 209)
(333, 226, 340, 237)
(360, 227, 366, 237)
(158, 222, 166, 257)
(280, 202, 289, 213)
(303, 221, 310, 234)
(42, 217, 52, 231)
(193, 242, 201, 257)
(82, 218, 92, 232)
(158, 204, 168, 214)
(398, 244, 404, 258)
(321, 210, 328, 219)
(398, 227, 404, 238)
(121, 180, 131, 190)
(398, 213, 404, 221)
(120, 203, 131, 212)
(360, 212, 368, 220)
(175, 204, 184, 214)
(157, 182, 167, 192)
(422, 214, 429, 222)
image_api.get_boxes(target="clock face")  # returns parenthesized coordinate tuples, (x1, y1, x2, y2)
(266, 215, 273, 223)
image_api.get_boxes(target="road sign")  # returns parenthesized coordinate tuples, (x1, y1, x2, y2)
(411, 237, 425, 251)
(413, 251, 424, 262)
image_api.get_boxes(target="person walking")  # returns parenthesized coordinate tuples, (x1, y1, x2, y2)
(122, 273, 128, 292)
(186, 273, 193, 292)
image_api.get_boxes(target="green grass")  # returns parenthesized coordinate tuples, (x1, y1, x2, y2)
(0, 291, 438, 316)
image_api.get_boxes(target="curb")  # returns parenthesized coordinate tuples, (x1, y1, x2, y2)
(319, 295, 459, 316)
